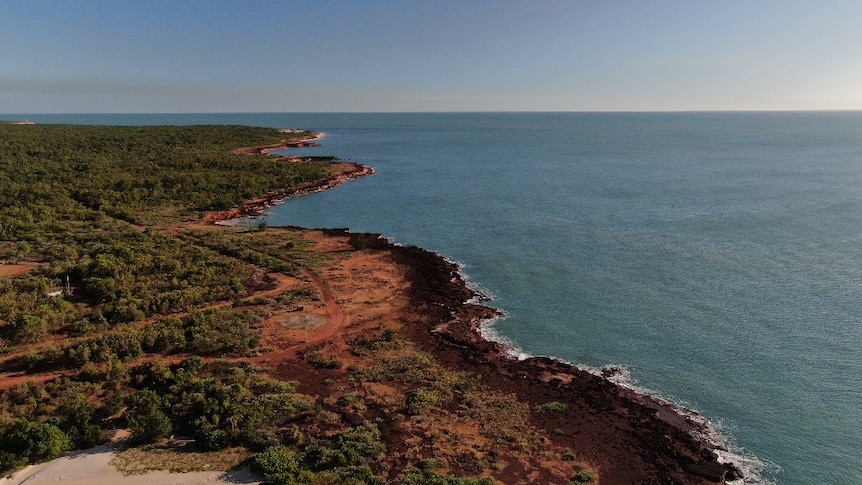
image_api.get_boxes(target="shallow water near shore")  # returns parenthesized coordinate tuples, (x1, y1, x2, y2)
(15, 111, 862, 484)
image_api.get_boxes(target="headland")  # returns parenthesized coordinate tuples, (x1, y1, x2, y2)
(208, 132, 743, 483)
(0, 125, 743, 484)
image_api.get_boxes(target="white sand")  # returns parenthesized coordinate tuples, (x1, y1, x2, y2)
(0, 445, 261, 485)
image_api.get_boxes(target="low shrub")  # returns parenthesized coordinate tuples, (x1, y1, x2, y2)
(570, 467, 597, 484)
(399, 458, 494, 485)
(537, 401, 569, 413)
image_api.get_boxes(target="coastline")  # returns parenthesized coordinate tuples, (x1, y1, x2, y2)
(223, 133, 744, 483)
(229, 130, 327, 155)
(204, 162, 372, 224)
(381, 240, 743, 483)
(207, 133, 373, 223)
(2, 128, 745, 484)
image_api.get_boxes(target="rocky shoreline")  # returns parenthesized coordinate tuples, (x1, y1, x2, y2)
(206, 163, 373, 224)
(381, 238, 744, 484)
(206, 133, 374, 223)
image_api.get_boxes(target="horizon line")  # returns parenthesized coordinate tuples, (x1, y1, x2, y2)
(4, 109, 862, 116)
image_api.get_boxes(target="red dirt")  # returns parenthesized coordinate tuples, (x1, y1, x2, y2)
(229, 133, 325, 155)
(0, 262, 40, 279)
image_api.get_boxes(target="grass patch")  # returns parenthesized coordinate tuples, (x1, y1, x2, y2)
(463, 390, 534, 448)
(111, 442, 253, 475)
(536, 401, 569, 413)
(361, 344, 437, 383)
(570, 466, 598, 484)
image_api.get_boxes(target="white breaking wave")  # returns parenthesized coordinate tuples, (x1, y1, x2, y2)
(477, 314, 534, 361)
(465, 285, 771, 485)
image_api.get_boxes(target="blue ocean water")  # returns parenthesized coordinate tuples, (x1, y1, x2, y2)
(12, 112, 862, 484)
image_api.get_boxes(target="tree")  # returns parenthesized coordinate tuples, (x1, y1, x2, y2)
(11, 314, 48, 343)
(254, 445, 315, 485)
(0, 419, 72, 467)
(126, 389, 172, 443)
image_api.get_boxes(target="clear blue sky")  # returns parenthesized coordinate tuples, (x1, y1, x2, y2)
(2, 0, 861, 112)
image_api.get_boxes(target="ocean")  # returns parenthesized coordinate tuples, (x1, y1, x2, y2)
(12, 112, 862, 484)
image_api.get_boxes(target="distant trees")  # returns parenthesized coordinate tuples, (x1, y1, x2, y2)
(0, 124, 327, 346)
(0, 124, 327, 226)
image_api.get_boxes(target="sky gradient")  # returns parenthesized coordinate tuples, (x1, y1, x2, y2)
(2, 1, 862, 113)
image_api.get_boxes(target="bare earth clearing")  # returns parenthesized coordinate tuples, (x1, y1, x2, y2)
(0, 263, 40, 279)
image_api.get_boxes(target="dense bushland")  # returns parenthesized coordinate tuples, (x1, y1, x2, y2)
(0, 125, 324, 345)
(0, 124, 330, 472)
(0, 124, 325, 225)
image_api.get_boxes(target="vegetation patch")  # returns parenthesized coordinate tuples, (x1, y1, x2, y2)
(253, 421, 386, 485)
(569, 466, 598, 484)
(301, 343, 343, 369)
(111, 443, 253, 475)
(361, 343, 438, 383)
(537, 401, 569, 413)
(399, 458, 494, 485)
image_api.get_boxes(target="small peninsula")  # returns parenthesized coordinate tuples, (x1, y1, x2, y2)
(0, 124, 741, 484)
